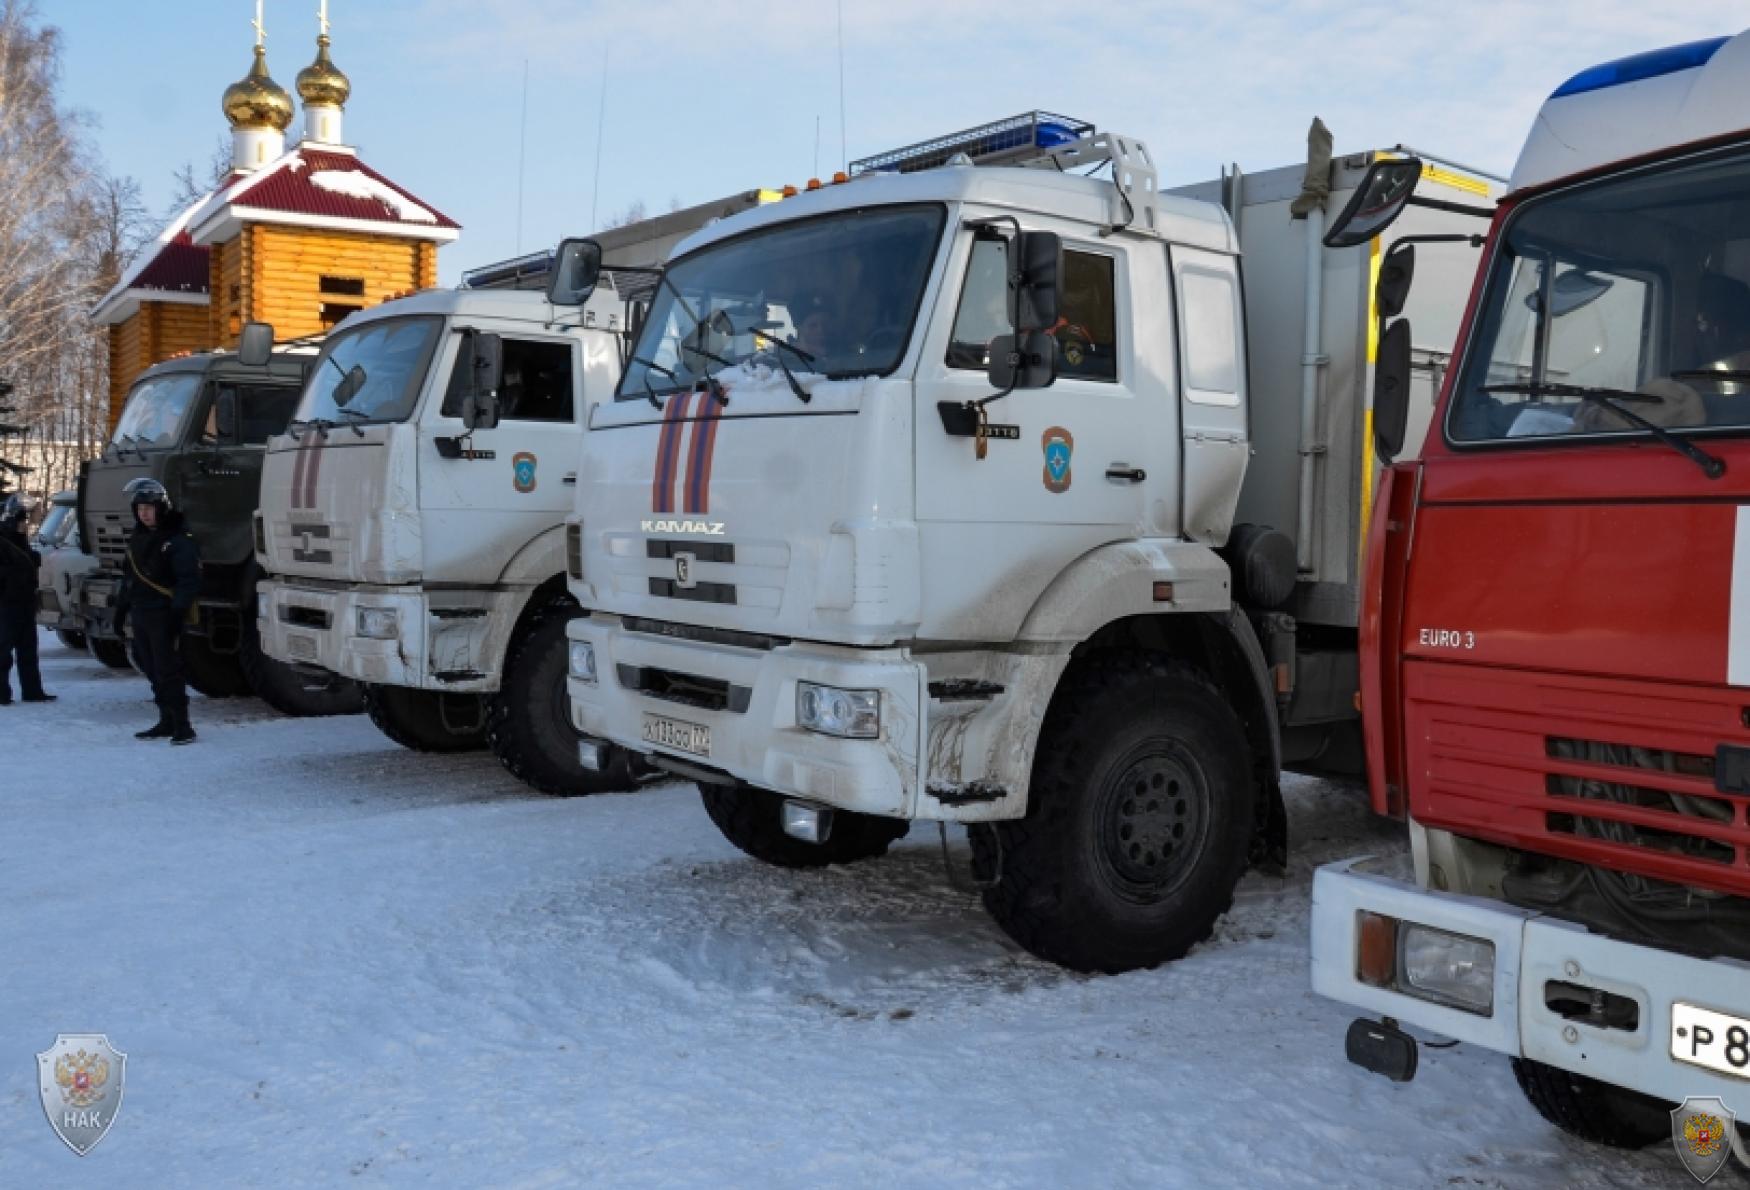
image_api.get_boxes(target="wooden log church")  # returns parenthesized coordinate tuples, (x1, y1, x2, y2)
(91, 3, 460, 428)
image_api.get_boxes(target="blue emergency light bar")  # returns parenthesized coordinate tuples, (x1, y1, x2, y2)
(1551, 36, 1729, 98)
(849, 111, 1095, 176)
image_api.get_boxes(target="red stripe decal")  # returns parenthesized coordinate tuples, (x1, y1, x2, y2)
(304, 430, 325, 509)
(651, 392, 693, 514)
(684, 399, 721, 515)
(291, 442, 309, 509)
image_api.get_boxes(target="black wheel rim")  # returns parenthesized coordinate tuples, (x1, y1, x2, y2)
(1094, 739, 1211, 902)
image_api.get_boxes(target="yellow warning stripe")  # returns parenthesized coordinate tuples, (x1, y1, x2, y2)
(1421, 163, 1492, 197)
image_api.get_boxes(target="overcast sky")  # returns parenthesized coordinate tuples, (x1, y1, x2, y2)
(45, 1, 1750, 284)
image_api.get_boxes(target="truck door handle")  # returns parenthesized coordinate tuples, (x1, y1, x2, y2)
(1105, 465, 1147, 483)
(563, 473, 577, 486)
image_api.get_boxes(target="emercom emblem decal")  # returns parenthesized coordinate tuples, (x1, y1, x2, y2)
(1042, 426, 1073, 493)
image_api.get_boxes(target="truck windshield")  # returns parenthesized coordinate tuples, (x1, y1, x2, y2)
(1450, 144, 1750, 443)
(112, 372, 202, 448)
(618, 204, 945, 399)
(299, 315, 443, 425)
(36, 503, 71, 545)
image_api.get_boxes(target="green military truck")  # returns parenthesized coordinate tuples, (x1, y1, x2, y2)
(77, 347, 361, 716)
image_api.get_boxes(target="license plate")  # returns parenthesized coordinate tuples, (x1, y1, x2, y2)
(1672, 1002, 1750, 1080)
(286, 634, 318, 661)
(86, 589, 109, 608)
(641, 713, 711, 757)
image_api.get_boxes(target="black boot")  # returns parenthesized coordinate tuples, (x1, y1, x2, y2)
(136, 712, 174, 740)
(170, 710, 196, 746)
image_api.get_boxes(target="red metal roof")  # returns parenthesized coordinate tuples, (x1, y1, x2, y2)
(228, 148, 459, 230)
(130, 233, 210, 295)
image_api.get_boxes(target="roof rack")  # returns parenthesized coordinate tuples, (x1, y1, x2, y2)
(850, 111, 1162, 235)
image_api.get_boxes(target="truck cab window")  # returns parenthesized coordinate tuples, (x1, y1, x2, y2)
(946, 241, 1119, 381)
(200, 384, 302, 446)
(1450, 146, 1750, 443)
(442, 338, 575, 423)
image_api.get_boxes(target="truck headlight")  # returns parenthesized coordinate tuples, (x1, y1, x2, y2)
(1399, 924, 1495, 1015)
(355, 607, 399, 640)
(796, 682, 879, 739)
(569, 641, 597, 684)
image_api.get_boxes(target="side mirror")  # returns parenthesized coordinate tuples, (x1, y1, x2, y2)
(332, 364, 368, 406)
(1529, 268, 1615, 318)
(214, 390, 239, 442)
(461, 331, 503, 431)
(987, 330, 1057, 390)
(1373, 319, 1413, 464)
(238, 321, 275, 367)
(1376, 242, 1416, 321)
(1015, 230, 1062, 332)
(548, 238, 603, 307)
(1324, 158, 1424, 249)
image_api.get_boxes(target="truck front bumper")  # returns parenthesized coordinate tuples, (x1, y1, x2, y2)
(258, 578, 519, 693)
(566, 614, 933, 819)
(1312, 858, 1750, 1114)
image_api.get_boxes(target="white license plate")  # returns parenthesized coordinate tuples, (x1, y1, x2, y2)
(86, 590, 109, 608)
(1672, 1002, 1750, 1081)
(641, 713, 711, 757)
(286, 634, 318, 661)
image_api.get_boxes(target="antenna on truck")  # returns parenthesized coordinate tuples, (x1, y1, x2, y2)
(849, 112, 1160, 235)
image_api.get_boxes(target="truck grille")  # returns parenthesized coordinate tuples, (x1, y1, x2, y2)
(1405, 661, 1750, 896)
(90, 514, 129, 564)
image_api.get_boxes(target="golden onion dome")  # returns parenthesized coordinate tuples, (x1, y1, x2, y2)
(222, 46, 294, 132)
(295, 34, 350, 108)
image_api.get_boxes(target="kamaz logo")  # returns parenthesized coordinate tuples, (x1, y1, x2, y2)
(640, 519, 725, 536)
(291, 522, 333, 565)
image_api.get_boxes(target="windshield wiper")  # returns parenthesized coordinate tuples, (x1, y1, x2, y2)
(334, 407, 371, 437)
(631, 356, 678, 410)
(708, 313, 811, 404)
(111, 433, 142, 460)
(287, 416, 336, 442)
(1672, 369, 1750, 383)
(1484, 380, 1725, 479)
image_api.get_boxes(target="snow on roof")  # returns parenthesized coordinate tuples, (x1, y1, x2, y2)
(187, 145, 460, 246)
(308, 169, 437, 223)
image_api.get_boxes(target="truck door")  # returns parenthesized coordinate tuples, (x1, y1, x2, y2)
(1170, 246, 1248, 544)
(419, 328, 606, 586)
(914, 225, 1180, 636)
(180, 379, 302, 570)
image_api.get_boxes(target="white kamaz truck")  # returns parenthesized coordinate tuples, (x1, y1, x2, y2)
(252, 274, 644, 792)
(561, 113, 1499, 970)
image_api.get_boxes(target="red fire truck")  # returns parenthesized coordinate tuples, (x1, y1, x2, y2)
(1312, 30, 1750, 1157)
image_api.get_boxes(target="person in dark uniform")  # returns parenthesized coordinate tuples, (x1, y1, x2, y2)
(0, 495, 54, 704)
(114, 478, 200, 744)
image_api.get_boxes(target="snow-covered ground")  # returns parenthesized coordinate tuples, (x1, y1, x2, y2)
(0, 634, 1694, 1186)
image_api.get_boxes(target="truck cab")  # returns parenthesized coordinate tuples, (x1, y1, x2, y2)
(563, 114, 1492, 972)
(1313, 31, 1750, 1162)
(254, 282, 641, 790)
(75, 349, 356, 713)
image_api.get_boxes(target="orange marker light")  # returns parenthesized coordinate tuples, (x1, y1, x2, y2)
(832, 171, 849, 184)
(782, 184, 799, 197)
(1357, 912, 1399, 988)
(805, 178, 822, 191)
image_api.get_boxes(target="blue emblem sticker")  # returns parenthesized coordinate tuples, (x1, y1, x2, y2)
(1042, 426, 1073, 493)
(512, 451, 537, 493)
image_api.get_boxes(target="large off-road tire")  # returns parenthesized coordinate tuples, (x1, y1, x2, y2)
(88, 635, 132, 669)
(485, 603, 638, 795)
(700, 782, 910, 868)
(362, 683, 488, 753)
(55, 628, 86, 651)
(237, 603, 362, 717)
(181, 635, 252, 698)
(1510, 1059, 1670, 1150)
(976, 654, 1254, 974)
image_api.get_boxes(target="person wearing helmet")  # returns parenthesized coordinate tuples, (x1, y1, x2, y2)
(114, 478, 200, 743)
(0, 493, 54, 704)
